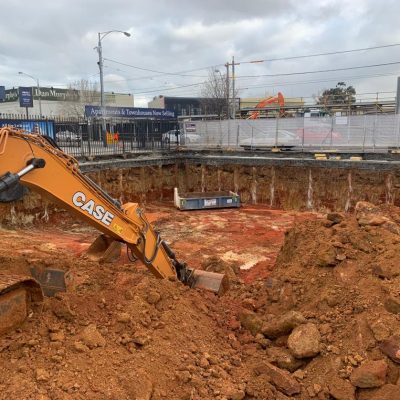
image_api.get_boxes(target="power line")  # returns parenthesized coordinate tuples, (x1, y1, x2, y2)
(104, 58, 214, 78)
(236, 61, 400, 78)
(236, 72, 399, 91)
(133, 81, 205, 95)
(237, 43, 400, 64)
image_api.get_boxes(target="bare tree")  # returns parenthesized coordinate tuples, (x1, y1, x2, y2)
(61, 79, 99, 118)
(200, 69, 230, 118)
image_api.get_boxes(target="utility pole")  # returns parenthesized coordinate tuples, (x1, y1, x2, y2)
(232, 56, 235, 119)
(225, 57, 240, 119)
(225, 62, 229, 119)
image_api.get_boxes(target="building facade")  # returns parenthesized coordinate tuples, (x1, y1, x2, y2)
(0, 86, 134, 118)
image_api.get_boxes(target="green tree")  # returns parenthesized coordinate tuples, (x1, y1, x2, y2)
(317, 82, 356, 106)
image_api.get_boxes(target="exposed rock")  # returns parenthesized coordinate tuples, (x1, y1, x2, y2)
(121, 369, 153, 400)
(49, 330, 65, 342)
(51, 297, 75, 321)
(380, 335, 400, 364)
(275, 393, 291, 400)
(287, 323, 320, 358)
(261, 311, 306, 339)
(132, 330, 150, 346)
(328, 376, 356, 400)
(73, 341, 89, 353)
(227, 390, 245, 400)
(199, 357, 210, 368)
(176, 370, 191, 384)
(350, 360, 387, 388)
(146, 290, 161, 305)
(384, 296, 400, 314)
(116, 312, 131, 323)
(372, 263, 400, 279)
(369, 320, 391, 342)
(358, 215, 390, 227)
(327, 212, 344, 224)
(316, 245, 337, 267)
(80, 324, 106, 349)
(357, 384, 400, 400)
(253, 362, 301, 396)
(292, 370, 305, 380)
(36, 368, 50, 382)
(266, 346, 304, 372)
(238, 309, 263, 336)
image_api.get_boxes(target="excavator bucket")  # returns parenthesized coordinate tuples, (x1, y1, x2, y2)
(0, 274, 43, 335)
(190, 270, 229, 296)
(86, 234, 122, 263)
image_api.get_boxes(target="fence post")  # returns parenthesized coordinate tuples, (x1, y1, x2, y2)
(87, 118, 92, 156)
(275, 113, 279, 147)
(79, 124, 83, 157)
(372, 117, 376, 153)
(362, 115, 366, 153)
(329, 115, 334, 148)
(396, 114, 400, 149)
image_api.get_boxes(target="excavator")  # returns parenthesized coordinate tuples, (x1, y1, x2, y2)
(247, 92, 285, 119)
(0, 127, 228, 334)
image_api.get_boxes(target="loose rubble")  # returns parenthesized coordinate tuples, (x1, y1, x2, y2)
(0, 201, 400, 398)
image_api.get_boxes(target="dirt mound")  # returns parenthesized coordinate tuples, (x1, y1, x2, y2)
(227, 201, 400, 399)
(3, 202, 400, 399)
(0, 246, 252, 400)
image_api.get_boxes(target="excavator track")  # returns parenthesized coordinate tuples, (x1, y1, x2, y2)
(0, 274, 43, 335)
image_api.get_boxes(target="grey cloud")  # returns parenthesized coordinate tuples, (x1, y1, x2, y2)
(0, 0, 400, 104)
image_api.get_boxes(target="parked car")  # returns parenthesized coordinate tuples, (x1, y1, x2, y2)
(181, 133, 201, 145)
(296, 122, 342, 145)
(56, 130, 81, 146)
(240, 130, 299, 150)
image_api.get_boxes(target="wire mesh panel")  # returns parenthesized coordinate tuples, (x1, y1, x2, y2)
(181, 115, 400, 151)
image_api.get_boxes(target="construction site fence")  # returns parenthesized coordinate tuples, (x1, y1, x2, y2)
(180, 114, 400, 151)
(53, 118, 178, 158)
(3, 114, 400, 157)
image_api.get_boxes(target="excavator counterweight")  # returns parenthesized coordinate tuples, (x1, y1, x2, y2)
(0, 127, 228, 334)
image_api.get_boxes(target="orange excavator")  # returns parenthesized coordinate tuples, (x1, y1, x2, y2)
(247, 92, 285, 119)
(0, 127, 228, 334)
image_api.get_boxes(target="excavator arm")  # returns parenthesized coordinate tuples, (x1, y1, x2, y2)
(0, 127, 227, 309)
(247, 92, 284, 119)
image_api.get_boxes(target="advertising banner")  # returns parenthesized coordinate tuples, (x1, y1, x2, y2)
(85, 105, 176, 120)
(19, 87, 33, 108)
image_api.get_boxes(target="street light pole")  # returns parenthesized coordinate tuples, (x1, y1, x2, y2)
(96, 30, 130, 145)
(18, 72, 42, 117)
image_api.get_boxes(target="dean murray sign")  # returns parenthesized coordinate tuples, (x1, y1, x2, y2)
(85, 105, 176, 120)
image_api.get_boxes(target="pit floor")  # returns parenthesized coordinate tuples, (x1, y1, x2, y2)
(1, 203, 316, 283)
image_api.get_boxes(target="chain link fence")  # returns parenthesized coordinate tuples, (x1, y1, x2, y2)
(180, 115, 400, 151)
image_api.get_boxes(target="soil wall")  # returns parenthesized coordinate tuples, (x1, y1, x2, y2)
(1, 162, 399, 224)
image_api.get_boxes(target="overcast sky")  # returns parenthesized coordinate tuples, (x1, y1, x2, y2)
(1, 0, 400, 107)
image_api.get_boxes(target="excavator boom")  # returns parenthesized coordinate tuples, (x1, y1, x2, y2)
(247, 92, 284, 119)
(0, 127, 228, 333)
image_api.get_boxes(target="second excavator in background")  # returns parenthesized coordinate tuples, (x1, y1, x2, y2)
(247, 92, 285, 119)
